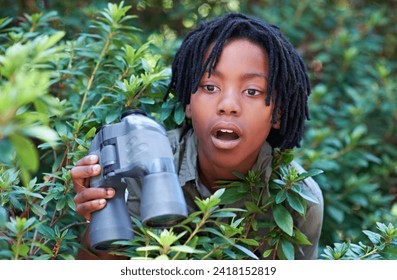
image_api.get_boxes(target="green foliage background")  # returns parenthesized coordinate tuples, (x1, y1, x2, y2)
(0, 0, 396, 259)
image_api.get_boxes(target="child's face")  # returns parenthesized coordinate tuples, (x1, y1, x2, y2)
(186, 39, 279, 174)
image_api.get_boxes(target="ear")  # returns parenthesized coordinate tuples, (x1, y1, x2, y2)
(185, 104, 192, 118)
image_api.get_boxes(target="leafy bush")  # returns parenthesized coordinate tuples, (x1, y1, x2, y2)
(0, 2, 176, 259)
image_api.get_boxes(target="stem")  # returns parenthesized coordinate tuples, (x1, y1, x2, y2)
(70, 32, 114, 153)
(78, 31, 114, 114)
(359, 239, 390, 259)
(272, 239, 280, 260)
(14, 232, 23, 260)
(201, 245, 225, 260)
(172, 211, 210, 260)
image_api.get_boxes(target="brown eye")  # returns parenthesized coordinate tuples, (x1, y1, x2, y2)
(199, 84, 219, 93)
(205, 85, 216, 92)
(244, 89, 261, 96)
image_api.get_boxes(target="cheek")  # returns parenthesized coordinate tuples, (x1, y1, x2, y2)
(248, 112, 274, 140)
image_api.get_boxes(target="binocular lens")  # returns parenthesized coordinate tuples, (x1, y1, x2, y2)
(145, 214, 185, 228)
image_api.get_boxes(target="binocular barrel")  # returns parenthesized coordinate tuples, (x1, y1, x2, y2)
(88, 110, 187, 251)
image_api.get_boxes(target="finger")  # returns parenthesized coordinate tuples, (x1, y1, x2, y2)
(74, 188, 115, 204)
(75, 154, 99, 167)
(71, 164, 101, 192)
(75, 199, 107, 221)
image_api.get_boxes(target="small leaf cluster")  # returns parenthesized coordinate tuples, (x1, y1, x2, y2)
(322, 222, 397, 260)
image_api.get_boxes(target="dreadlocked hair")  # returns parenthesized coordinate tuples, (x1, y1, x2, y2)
(166, 12, 311, 149)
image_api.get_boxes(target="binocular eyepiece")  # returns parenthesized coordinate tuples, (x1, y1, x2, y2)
(88, 110, 188, 251)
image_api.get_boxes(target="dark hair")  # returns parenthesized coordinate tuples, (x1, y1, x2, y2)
(166, 12, 311, 149)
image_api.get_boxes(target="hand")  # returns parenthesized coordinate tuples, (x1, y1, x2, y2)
(71, 155, 115, 221)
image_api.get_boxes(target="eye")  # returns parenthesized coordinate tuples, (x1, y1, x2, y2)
(244, 89, 263, 96)
(205, 85, 216, 91)
(199, 84, 220, 93)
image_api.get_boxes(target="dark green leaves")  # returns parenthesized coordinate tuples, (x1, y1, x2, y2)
(273, 204, 293, 236)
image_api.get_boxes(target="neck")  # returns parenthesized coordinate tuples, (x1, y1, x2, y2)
(197, 151, 255, 193)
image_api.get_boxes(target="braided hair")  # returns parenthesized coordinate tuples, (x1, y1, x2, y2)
(166, 12, 311, 149)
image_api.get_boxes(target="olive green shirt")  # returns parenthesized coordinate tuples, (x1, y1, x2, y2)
(126, 126, 324, 260)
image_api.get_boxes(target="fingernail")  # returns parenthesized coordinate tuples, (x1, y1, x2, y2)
(89, 155, 98, 162)
(106, 189, 115, 197)
(92, 164, 100, 173)
(98, 199, 106, 205)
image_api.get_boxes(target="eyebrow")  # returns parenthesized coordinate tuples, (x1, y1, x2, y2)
(241, 72, 268, 81)
(206, 69, 268, 81)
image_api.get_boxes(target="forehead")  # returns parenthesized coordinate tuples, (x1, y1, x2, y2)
(203, 38, 269, 72)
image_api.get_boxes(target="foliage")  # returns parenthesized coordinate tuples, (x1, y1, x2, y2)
(257, 0, 397, 245)
(0, 0, 396, 260)
(322, 222, 397, 260)
(109, 188, 257, 260)
(216, 149, 322, 260)
(0, 2, 177, 260)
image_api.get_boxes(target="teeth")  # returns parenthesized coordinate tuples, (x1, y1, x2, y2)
(220, 129, 234, 133)
(215, 128, 239, 140)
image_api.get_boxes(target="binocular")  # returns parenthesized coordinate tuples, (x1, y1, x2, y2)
(88, 110, 187, 251)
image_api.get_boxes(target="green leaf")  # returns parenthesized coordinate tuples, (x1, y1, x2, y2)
(55, 198, 66, 211)
(273, 204, 293, 236)
(232, 244, 259, 260)
(239, 238, 259, 247)
(136, 245, 161, 252)
(170, 245, 205, 254)
(0, 206, 8, 228)
(296, 169, 324, 181)
(281, 239, 295, 260)
(84, 127, 97, 140)
(22, 126, 59, 146)
(210, 211, 237, 218)
(138, 97, 155, 104)
(244, 201, 262, 213)
(262, 249, 273, 259)
(31, 241, 53, 256)
(327, 205, 345, 224)
(173, 102, 185, 125)
(293, 228, 312, 245)
(31, 204, 47, 216)
(293, 186, 320, 204)
(155, 254, 169, 260)
(275, 190, 287, 204)
(12, 244, 29, 257)
(286, 192, 305, 215)
(9, 134, 39, 174)
(363, 230, 382, 245)
(219, 186, 248, 204)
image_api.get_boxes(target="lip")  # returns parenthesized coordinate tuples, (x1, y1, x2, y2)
(210, 121, 242, 150)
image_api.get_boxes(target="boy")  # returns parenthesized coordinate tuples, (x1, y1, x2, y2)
(71, 12, 323, 259)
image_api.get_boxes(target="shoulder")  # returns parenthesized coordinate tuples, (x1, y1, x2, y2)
(166, 126, 194, 153)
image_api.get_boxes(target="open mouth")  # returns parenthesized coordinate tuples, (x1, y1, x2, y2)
(215, 129, 240, 140)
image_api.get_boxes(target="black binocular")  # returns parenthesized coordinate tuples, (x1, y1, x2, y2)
(88, 110, 187, 251)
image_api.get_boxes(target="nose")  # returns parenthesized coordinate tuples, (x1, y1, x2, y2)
(217, 89, 241, 116)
